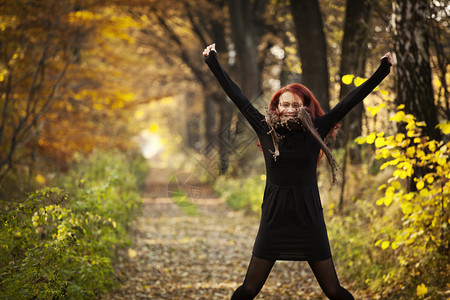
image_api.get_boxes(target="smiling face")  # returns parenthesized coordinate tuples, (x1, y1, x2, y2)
(278, 91, 303, 118)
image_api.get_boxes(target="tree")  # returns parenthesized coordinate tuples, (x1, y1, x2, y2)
(228, 0, 268, 100)
(392, 0, 441, 140)
(337, 0, 374, 210)
(0, 0, 146, 188)
(128, 1, 234, 175)
(0, 0, 77, 182)
(290, 0, 330, 110)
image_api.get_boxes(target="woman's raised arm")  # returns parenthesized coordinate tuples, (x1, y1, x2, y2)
(316, 52, 393, 137)
(203, 43, 266, 134)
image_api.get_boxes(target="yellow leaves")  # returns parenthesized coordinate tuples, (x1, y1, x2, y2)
(115, 92, 134, 102)
(341, 75, 367, 86)
(375, 137, 386, 148)
(366, 132, 376, 144)
(419, 188, 430, 197)
(0, 68, 8, 82)
(128, 248, 137, 259)
(389, 110, 405, 122)
(384, 186, 395, 206)
(69, 10, 97, 23)
(416, 180, 425, 190)
(395, 133, 405, 143)
(341, 74, 354, 85)
(354, 77, 366, 87)
(375, 240, 390, 250)
(356, 132, 384, 145)
(380, 158, 399, 170)
(381, 241, 390, 250)
(406, 146, 415, 157)
(416, 283, 428, 298)
(135, 110, 144, 119)
(383, 196, 393, 206)
(354, 136, 366, 144)
(149, 124, 159, 132)
(377, 148, 391, 159)
(436, 157, 446, 166)
(427, 140, 437, 152)
(393, 169, 408, 179)
(401, 201, 413, 215)
(327, 204, 335, 217)
(69, 9, 139, 43)
(391, 181, 401, 189)
(366, 103, 386, 116)
(35, 174, 46, 184)
(379, 89, 389, 97)
(436, 121, 450, 134)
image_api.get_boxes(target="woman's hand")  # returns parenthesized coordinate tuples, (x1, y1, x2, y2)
(382, 52, 393, 65)
(203, 43, 216, 57)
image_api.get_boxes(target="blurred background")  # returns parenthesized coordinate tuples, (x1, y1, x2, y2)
(0, 0, 448, 299)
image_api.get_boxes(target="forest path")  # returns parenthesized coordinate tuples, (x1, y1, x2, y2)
(104, 167, 327, 299)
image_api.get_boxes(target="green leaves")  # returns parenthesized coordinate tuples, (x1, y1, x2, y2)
(0, 150, 148, 298)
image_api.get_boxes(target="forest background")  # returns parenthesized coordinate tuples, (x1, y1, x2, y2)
(0, 0, 449, 299)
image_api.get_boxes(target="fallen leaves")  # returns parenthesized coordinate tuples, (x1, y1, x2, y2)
(104, 168, 333, 299)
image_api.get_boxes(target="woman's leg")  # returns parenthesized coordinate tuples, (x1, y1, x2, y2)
(231, 255, 275, 300)
(308, 258, 354, 300)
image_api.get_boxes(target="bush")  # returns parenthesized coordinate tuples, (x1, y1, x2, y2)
(214, 174, 265, 215)
(0, 150, 149, 299)
(328, 106, 449, 299)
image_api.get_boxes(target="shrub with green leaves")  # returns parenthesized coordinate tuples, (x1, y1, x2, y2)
(214, 174, 265, 214)
(0, 150, 149, 299)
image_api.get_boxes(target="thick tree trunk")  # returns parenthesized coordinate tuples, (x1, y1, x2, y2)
(290, 0, 330, 110)
(392, 0, 440, 140)
(228, 0, 267, 100)
(223, 0, 267, 173)
(338, 0, 373, 211)
(392, 0, 441, 192)
(339, 0, 373, 148)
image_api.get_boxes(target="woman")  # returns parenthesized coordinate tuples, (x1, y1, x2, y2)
(203, 43, 392, 300)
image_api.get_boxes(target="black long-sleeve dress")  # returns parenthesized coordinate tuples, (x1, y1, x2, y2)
(205, 51, 391, 261)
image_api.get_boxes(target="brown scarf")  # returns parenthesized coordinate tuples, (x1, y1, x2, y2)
(265, 107, 339, 184)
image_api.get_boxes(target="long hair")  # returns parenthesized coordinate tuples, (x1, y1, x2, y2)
(269, 83, 325, 120)
(267, 83, 340, 163)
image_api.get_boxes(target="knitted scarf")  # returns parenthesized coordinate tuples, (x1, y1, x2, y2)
(265, 107, 339, 184)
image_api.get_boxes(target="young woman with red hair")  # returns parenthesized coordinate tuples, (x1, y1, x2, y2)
(203, 43, 392, 300)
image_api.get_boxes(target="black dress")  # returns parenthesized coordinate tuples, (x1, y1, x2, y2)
(205, 51, 390, 261)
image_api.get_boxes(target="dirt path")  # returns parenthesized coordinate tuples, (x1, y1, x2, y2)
(104, 167, 327, 299)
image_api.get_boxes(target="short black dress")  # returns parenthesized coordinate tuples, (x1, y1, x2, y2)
(205, 51, 390, 261)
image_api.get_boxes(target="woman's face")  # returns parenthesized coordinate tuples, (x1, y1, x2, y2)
(278, 92, 302, 118)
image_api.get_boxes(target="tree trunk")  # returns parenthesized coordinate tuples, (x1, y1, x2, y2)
(228, 0, 267, 100)
(338, 0, 373, 211)
(338, 0, 373, 151)
(392, 0, 441, 140)
(290, 0, 330, 110)
(392, 0, 441, 192)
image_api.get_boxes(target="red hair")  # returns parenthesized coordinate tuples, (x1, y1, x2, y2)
(264, 83, 340, 163)
(269, 83, 325, 119)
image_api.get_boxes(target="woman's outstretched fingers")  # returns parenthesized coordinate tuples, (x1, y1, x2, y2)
(203, 43, 216, 57)
(382, 52, 393, 65)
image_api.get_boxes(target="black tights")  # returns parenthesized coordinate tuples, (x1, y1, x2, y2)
(231, 256, 354, 300)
